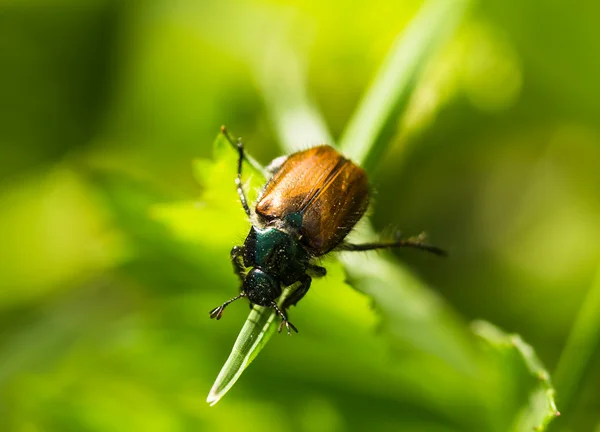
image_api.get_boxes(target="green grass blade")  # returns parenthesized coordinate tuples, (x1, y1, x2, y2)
(252, 21, 332, 152)
(553, 259, 600, 417)
(339, 0, 470, 170)
(206, 305, 277, 406)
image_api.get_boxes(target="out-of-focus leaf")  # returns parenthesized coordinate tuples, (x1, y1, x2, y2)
(0, 168, 125, 304)
(340, 229, 476, 370)
(553, 260, 600, 416)
(473, 320, 560, 432)
(339, 0, 471, 172)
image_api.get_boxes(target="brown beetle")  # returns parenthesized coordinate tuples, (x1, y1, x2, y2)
(210, 128, 445, 334)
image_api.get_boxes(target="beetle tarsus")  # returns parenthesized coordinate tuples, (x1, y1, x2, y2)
(209, 305, 225, 320)
(278, 319, 298, 335)
(209, 293, 246, 320)
(272, 301, 298, 335)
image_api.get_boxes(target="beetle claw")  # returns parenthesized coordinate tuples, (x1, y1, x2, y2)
(209, 305, 225, 320)
(209, 293, 246, 321)
(278, 319, 298, 335)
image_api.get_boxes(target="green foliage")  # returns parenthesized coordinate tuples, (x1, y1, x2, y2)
(339, 0, 470, 171)
(155, 131, 558, 430)
(147, 0, 557, 428)
(473, 321, 559, 431)
(2, 0, 600, 430)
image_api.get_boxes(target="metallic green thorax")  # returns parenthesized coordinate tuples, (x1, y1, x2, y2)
(243, 224, 311, 287)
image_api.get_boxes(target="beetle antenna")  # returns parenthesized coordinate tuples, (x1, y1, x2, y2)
(271, 301, 298, 335)
(209, 292, 247, 320)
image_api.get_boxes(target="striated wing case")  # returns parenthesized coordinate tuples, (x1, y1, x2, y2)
(255, 146, 369, 256)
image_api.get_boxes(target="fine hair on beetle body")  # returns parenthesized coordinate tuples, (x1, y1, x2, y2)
(210, 126, 446, 334)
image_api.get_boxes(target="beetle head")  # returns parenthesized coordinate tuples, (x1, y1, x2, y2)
(244, 268, 281, 306)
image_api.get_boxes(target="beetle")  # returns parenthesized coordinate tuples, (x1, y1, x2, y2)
(209, 127, 445, 334)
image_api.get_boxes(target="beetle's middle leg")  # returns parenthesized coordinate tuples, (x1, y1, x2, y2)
(271, 301, 298, 335)
(281, 274, 312, 312)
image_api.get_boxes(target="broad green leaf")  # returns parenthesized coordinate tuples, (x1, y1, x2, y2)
(473, 321, 560, 432)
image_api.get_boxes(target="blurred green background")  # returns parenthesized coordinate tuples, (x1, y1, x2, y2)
(1, 0, 599, 431)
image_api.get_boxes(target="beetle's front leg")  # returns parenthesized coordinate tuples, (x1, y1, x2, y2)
(230, 245, 245, 285)
(232, 245, 255, 309)
(210, 292, 247, 320)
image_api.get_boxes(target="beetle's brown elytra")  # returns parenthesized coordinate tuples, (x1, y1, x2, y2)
(256, 145, 369, 255)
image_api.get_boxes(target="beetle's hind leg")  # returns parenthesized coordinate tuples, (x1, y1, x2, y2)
(209, 292, 247, 320)
(338, 232, 447, 256)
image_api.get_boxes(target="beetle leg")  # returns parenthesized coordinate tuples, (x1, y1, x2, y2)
(230, 245, 246, 284)
(209, 292, 247, 320)
(338, 232, 447, 256)
(220, 127, 252, 217)
(223, 135, 252, 218)
(235, 140, 253, 217)
(231, 246, 253, 309)
(271, 301, 298, 335)
(307, 264, 327, 278)
(281, 275, 312, 312)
